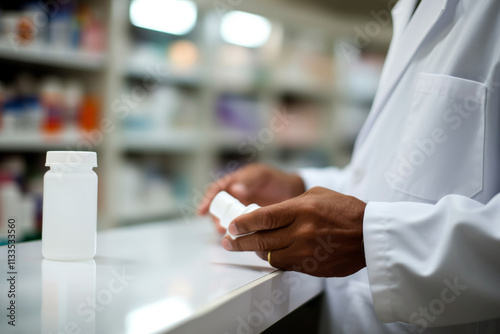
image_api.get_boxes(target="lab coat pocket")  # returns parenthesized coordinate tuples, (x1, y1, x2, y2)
(387, 73, 487, 202)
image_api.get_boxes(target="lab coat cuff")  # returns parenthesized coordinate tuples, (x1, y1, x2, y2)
(363, 201, 398, 323)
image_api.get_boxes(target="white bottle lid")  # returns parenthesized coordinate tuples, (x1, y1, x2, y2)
(45, 151, 97, 167)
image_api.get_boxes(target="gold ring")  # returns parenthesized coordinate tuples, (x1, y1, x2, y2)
(267, 251, 272, 266)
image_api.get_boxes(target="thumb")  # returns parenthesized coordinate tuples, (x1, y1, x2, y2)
(229, 200, 296, 236)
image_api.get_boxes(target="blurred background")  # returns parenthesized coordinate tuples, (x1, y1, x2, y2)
(0, 0, 393, 243)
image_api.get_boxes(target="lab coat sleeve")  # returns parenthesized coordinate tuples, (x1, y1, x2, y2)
(363, 193, 500, 327)
(297, 166, 350, 192)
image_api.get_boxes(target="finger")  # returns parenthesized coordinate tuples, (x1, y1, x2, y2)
(210, 215, 227, 235)
(198, 168, 256, 215)
(228, 201, 296, 236)
(227, 167, 267, 201)
(255, 251, 267, 261)
(222, 227, 293, 252)
(254, 250, 289, 269)
(266, 248, 294, 270)
(198, 164, 268, 215)
(197, 175, 232, 215)
(229, 183, 249, 200)
(216, 225, 226, 235)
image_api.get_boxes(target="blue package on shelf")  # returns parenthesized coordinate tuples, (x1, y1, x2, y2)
(216, 94, 260, 131)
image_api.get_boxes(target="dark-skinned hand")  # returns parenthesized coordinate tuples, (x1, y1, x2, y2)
(197, 163, 305, 235)
(222, 186, 367, 278)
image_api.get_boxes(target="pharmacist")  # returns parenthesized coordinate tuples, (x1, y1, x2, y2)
(199, 0, 500, 333)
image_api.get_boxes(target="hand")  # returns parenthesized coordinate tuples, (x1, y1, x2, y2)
(221, 187, 367, 277)
(198, 163, 305, 235)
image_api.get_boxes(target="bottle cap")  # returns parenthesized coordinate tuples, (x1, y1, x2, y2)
(46, 151, 97, 167)
(209, 191, 239, 220)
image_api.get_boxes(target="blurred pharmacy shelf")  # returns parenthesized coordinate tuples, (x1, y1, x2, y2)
(0, 0, 390, 233)
(120, 130, 201, 153)
(126, 65, 203, 88)
(269, 83, 335, 103)
(0, 0, 120, 237)
(0, 41, 106, 71)
(0, 130, 89, 151)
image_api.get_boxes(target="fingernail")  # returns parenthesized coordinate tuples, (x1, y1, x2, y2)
(222, 238, 233, 251)
(228, 223, 239, 236)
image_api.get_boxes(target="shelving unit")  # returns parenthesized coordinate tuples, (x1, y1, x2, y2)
(0, 41, 106, 71)
(120, 130, 200, 152)
(0, 130, 87, 150)
(0, 0, 391, 233)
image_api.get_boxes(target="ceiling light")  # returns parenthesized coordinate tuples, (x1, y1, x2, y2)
(130, 0, 197, 35)
(220, 11, 272, 48)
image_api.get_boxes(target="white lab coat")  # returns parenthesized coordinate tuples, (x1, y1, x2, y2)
(299, 0, 500, 333)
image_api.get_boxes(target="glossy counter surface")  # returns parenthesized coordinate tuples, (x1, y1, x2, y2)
(0, 217, 323, 334)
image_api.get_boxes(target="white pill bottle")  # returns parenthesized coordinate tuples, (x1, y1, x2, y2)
(42, 151, 98, 261)
(209, 191, 260, 239)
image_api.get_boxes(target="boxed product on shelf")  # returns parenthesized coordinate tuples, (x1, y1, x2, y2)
(40, 77, 65, 133)
(1, 74, 45, 133)
(127, 41, 202, 81)
(0, 1, 105, 54)
(121, 85, 198, 133)
(212, 44, 269, 88)
(216, 94, 261, 133)
(274, 30, 334, 91)
(0, 74, 100, 134)
(168, 39, 199, 70)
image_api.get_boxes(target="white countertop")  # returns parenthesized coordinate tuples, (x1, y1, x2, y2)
(0, 217, 323, 334)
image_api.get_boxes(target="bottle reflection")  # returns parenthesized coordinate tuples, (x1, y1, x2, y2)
(41, 259, 96, 334)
